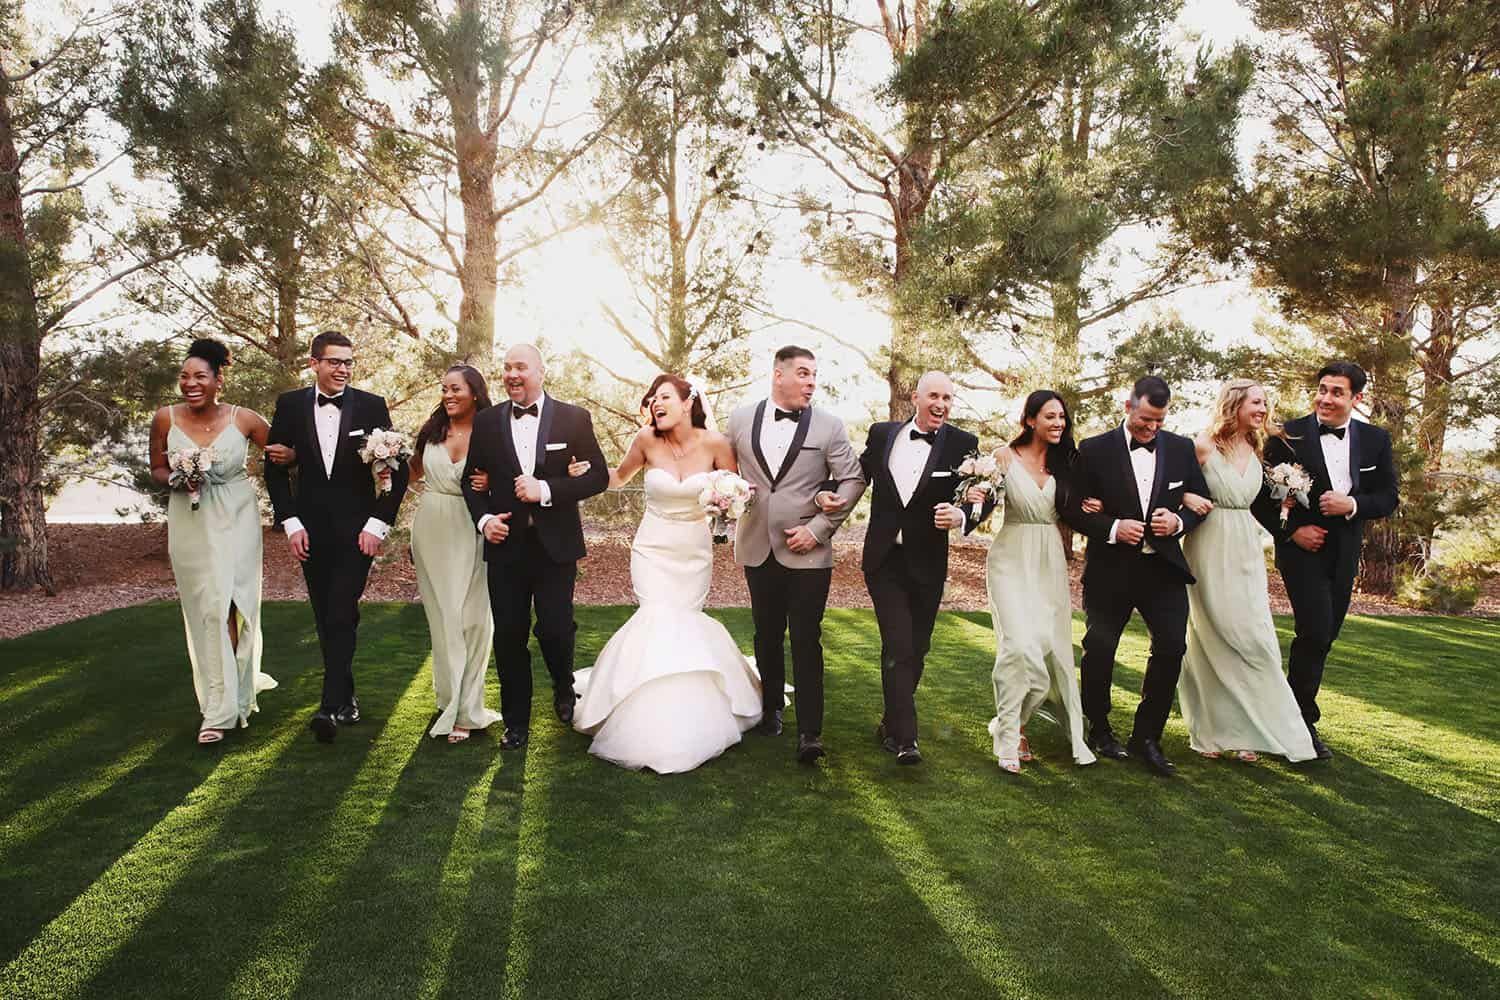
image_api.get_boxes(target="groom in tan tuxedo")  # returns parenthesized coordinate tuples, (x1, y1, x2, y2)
(726, 346, 866, 764)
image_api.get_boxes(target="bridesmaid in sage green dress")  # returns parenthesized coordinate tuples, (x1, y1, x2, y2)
(410, 365, 501, 743)
(1178, 380, 1314, 763)
(149, 339, 285, 745)
(971, 391, 1096, 774)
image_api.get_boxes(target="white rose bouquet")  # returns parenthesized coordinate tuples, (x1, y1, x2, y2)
(358, 428, 412, 496)
(698, 469, 755, 544)
(167, 446, 216, 511)
(1265, 461, 1313, 526)
(953, 450, 1005, 523)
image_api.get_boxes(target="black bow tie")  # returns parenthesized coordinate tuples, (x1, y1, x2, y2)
(1129, 437, 1156, 453)
(773, 407, 800, 422)
(513, 403, 539, 419)
(1319, 423, 1346, 439)
(909, 428, 937, 444)
(316, 392, 343, 408)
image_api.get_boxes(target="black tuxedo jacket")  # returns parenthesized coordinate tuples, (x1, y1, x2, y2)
(1251, 415, 1399, 548)
(265, 385, 408, 538)
(1064, 427, 1209, 586)
(461, 394, 608, 565)
(858, 421, 986, 587)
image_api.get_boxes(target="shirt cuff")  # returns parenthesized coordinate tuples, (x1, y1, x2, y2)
(1107, 519, 1120, 544)
(478, 513, 494, 534)
(282, 516, 305, 537)
(539, 480, 553, 507)
(1346, 497, 1358, 521)
(1172, 512, 1185, 536)
(362, 517, 389, 539)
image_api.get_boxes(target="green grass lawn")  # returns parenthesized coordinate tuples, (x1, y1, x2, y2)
(1, 604, 1497, 999)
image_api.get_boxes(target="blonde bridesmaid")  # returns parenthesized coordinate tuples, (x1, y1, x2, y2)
(1178, 380, 1315, 763)
(410, 365, 502, 742)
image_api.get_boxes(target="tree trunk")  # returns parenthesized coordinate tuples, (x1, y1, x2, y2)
(665, 131, 690, 373)
(451, 1, 499, 365)
(1357, 281, 1420, 594)
(885, 138, 935, 422)
(272, 243, 304, 390)
(0, 74, 53, 593)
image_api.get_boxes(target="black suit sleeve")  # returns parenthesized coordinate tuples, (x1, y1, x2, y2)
(462, 411, 497, 529)
(1353, 428, 1399, 521)
(1062, 440, 1114, 540)
(265, 391, 297, 525)
(1174, 439, 1213, 537)
(372, 395, 408, 526)
(859, 424, 884, 483)
(543, 408, 608, 506)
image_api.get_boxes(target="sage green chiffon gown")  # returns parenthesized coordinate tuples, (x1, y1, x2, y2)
(166, 407, 275, 731)
(411, 442, 500, 737)
(984, 464, 1095, 766)
(1180, 449, 1315, 761)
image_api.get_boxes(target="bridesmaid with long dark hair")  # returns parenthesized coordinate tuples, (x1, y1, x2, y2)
(969, 390, 1096, 773)
(410, 364, 502, 743)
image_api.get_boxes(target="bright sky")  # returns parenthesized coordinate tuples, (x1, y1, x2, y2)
(251, 0, 1276, 426)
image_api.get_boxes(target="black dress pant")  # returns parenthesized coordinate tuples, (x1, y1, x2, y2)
(1079, 553, 1189, 743)
(864, 546, 943, 747)
(744, 555, 832, 736)
(301, 531, 374, 713)
(487, 528, 578, 731)
(1275, 538, 1357, 726)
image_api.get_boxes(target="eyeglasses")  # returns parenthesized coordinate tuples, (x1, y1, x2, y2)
(315, 357, 355, 369)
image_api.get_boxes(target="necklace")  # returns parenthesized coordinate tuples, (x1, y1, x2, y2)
(183, 402, 223, 434)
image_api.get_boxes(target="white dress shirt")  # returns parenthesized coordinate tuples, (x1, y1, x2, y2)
(888, 420, 933, 544)
(1318, 419, 1358, 519)
(758, 400, 800, 476)
(478, 395, 553, 535)
(1108, 425, 1177, 550)
(282, 389, 388, 541)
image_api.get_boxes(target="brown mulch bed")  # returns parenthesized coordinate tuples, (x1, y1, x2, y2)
(2, 523, 1494, 640)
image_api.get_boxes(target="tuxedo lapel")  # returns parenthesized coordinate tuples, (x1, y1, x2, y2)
(880, 422, 901, 503)
(774, 406, 811, 487)
(749, 400, 773, 483)
(303, 388, 329, 482)
(1298, 415, 1333, 492)
(535, 393, 557, 473)
(331, 389, 356, 477)
(1147, 435, 1167, 514)
(499, 401, 522, 477)
(1347, 418, 1363, 493)
(1114, 429, 1142, 519)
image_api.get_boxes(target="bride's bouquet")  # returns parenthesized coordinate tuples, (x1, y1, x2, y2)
(168, 446, 216, 511)
(1265, 462, 1313, 526)
(954, 450, 1005, 524)
(698, 469, 755, 544)
(358, 428, 412, 496)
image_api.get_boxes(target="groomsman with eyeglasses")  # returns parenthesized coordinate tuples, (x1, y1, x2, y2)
(265, 331, 409, 743)
(1253, 361, 1399, 760)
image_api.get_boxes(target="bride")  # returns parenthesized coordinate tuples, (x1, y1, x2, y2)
(565, 374, 763, 773)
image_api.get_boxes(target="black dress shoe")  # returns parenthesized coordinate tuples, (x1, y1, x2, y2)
(797, 733, 825, 764)
(1307, 725, 1333, 761)
(500, 728, 529, 751)
(310, 711, 337, 743)
(334, 699, 361, 726)
(880, 736, 899, 754)
(1087, 729, 1129, 760)
(896, 743, 922, 766)
(758, 709, 784, 736)
(554, 691, 576, 726)
(1127, 736, 1176, 777)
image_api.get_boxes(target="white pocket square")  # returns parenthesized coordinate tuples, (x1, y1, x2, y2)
(931, 470, 953, 478)
(1360, 465, 1376, 472)
(1169, 480, 1183, 489)
(545, 442, 567, 452)
(348, 429, 366, 437)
